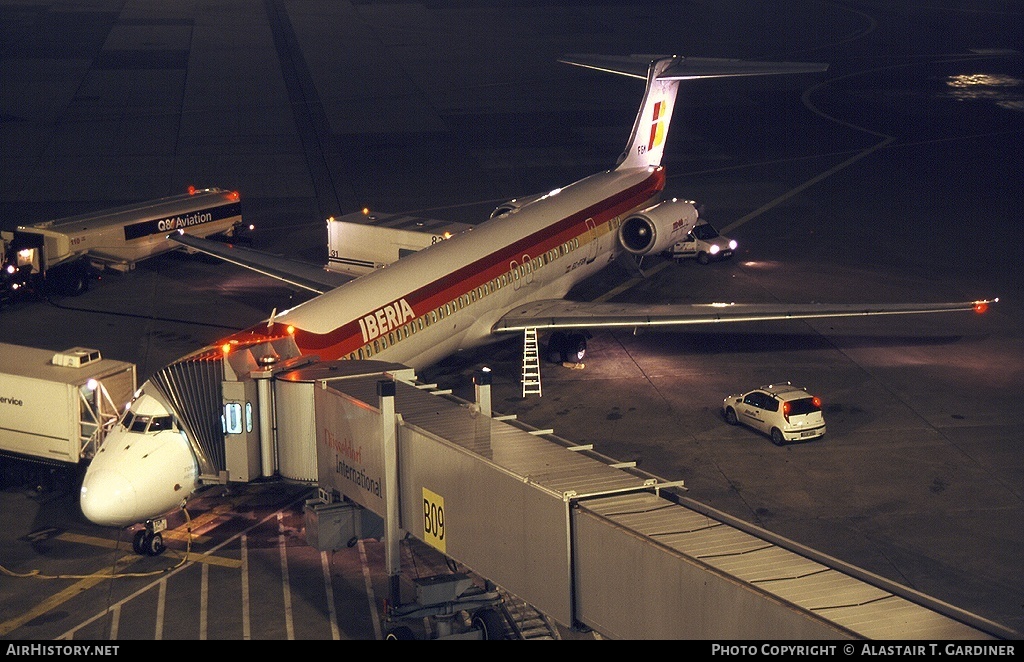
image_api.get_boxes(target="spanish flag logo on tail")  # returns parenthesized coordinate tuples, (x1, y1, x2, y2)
(647, 99, 667, 151)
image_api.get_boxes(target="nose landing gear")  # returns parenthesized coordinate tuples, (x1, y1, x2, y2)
(131, 519, 167, 556)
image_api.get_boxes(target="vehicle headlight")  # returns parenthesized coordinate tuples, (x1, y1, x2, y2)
(709, 245, 719, 254)
(728, 240, 738, 250)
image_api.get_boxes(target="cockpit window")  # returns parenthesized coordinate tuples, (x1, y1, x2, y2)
(148, 415, 174, 432)
(129, 414, 150, 432)
(120, 411, 175, 433)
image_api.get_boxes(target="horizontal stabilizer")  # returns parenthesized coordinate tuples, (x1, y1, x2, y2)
(168, 231, 351, 294)
(559, 53, 828, 81)
(493, 298, 997, 333)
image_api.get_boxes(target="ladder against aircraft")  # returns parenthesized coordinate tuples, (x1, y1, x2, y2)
(521, 328, 542, 397)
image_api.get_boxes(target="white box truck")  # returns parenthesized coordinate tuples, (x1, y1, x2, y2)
(326, 210, 472, 277)
(1, 186, 245, 298)
(0, 344, 136, 473)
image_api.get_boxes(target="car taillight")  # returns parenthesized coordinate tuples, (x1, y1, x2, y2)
(812, 396, 822, 408)
(783, 401, 791, 422)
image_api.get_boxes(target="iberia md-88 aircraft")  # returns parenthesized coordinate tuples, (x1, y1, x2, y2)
(79, 55, 996, 552)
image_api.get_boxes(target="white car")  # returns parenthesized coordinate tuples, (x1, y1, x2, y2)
(722, 382, 826, 445)
(670, 219, 736, 264)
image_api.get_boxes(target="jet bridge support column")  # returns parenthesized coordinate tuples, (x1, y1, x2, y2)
(378, 379, 401, 606)
(474, 368, 492, 417)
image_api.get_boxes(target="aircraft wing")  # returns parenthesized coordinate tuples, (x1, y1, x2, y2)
(168, 231, 352, 295)
(559, 53, 828, 81)
(492, 298, 997, 333)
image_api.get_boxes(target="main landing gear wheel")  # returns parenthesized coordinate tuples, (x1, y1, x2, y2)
(562, 333, 587, 364)
(546, 331, 566, 363)
(132, 529, 166, 556)
(547, 331, 587, 364)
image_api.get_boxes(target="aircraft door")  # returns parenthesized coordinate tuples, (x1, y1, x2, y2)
(522, 254, 534, 285)
(509, 260, 520, 290)
(585, 218, 598, 264)
(222, 379, 261, 482)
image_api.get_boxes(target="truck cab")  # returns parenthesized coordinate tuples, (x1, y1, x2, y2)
(669, 219, 737, 264)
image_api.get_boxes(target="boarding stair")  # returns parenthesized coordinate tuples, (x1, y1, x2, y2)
(497, 588, 560, 640)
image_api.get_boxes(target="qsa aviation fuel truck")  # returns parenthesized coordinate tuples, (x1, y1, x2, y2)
(1, 186, 246, 299)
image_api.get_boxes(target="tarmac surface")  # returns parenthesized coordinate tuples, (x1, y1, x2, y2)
(1, 0, 1023, 641)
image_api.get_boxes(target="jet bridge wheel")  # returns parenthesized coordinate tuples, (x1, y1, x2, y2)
(471, 608, 507, 640)
(384, 626, 416, 640)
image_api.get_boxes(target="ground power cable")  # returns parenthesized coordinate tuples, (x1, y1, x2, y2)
(0, 506, 195, 581)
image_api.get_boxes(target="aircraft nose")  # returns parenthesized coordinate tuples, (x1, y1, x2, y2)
(80, 468, 139, 527)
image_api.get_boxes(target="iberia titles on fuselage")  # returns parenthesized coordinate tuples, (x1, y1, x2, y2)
(219, 164, 667, 370)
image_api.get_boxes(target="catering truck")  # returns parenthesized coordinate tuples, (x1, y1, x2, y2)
(325, 210, 473, 277)
(1, 186, 244, 298)
(0, 343, 136, 488)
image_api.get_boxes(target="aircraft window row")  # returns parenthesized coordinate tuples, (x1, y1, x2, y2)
(344, 230, 588, 362)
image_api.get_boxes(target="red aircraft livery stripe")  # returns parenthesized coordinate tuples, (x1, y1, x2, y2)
(233, 168, 666, 358)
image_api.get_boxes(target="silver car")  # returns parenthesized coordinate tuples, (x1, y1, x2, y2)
(722, 382, 826, 445)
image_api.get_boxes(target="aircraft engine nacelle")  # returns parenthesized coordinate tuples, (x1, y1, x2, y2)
(618, 198, 699, 255)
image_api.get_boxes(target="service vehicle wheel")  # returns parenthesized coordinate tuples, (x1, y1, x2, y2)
(724, 408, 738, 425)
(56, 265, 89, 296)
(770, 428, 785, 446)
(68, 271, 88, 296)
(697, 251, 710, 265)
(471, 608, 506, 640)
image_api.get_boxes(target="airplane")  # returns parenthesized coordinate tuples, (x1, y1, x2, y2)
(78, 54, 997, 554)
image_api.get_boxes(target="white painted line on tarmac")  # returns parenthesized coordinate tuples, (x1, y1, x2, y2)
(359, 538, 383, 640)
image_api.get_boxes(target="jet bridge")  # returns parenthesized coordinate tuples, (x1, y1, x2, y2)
(265, 360, 1016, 640)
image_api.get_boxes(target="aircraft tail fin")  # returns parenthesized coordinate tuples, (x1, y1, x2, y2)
(559, 54, 828, 170)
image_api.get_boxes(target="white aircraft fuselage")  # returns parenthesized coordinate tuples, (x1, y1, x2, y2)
(273, 166, 663, 368)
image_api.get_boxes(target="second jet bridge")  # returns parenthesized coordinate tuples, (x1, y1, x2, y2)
(267, 360, 1012, 640)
